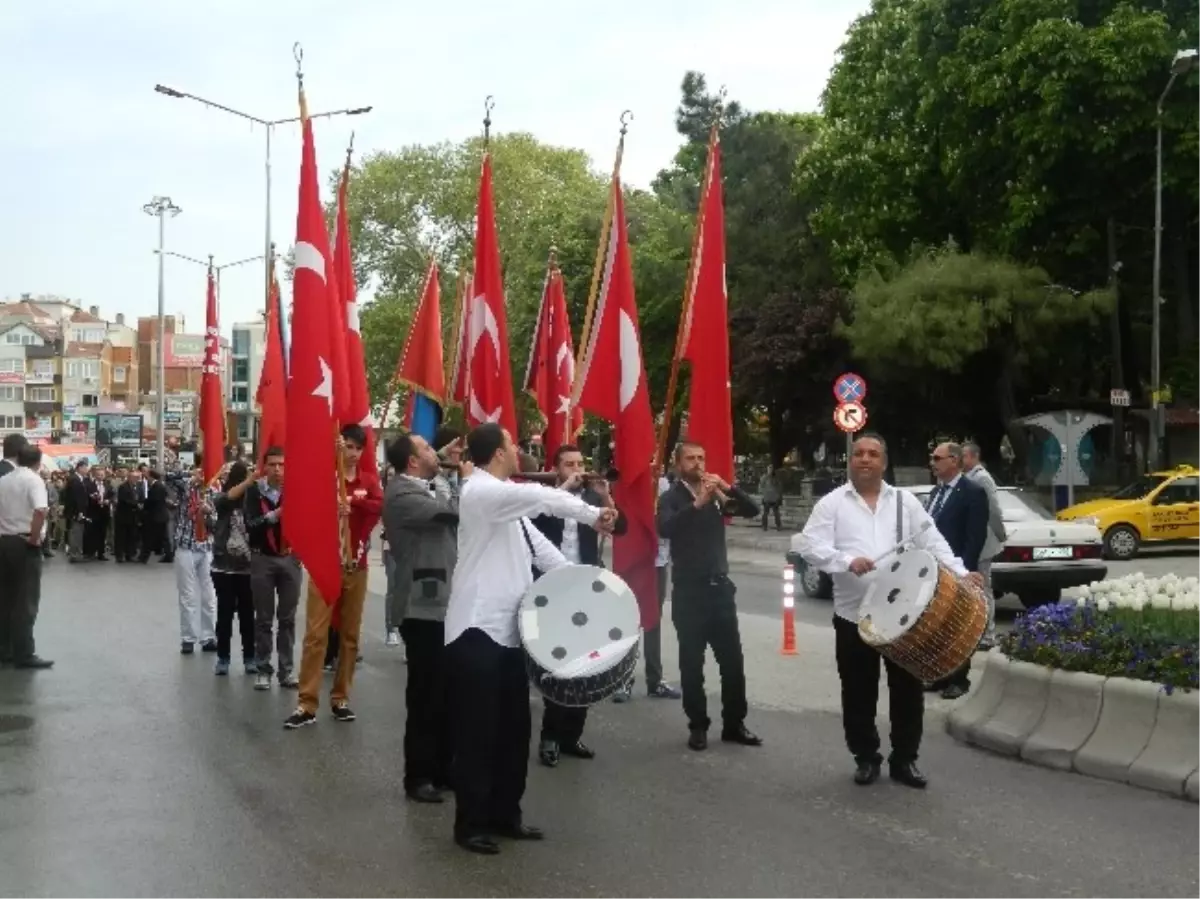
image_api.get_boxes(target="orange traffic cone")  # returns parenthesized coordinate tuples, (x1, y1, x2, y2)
(782, 567, 798, 655)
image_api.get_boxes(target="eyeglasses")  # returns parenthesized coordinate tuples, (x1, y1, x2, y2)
(930, 454, 949, 463)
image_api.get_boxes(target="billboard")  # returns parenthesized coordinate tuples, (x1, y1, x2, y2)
(96, 412, 143, 448)
(0, 371, 22, 385)
(165, 334, 205, 367)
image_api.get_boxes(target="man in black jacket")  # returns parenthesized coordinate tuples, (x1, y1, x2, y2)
(657, 440, 762, 752)
(64, 460, 89, 561)
(138, 470, 170, 562)
(926, 442, 990, 700)
(114, 468, 142, 562)
(530, 445, 627, 767)
(83, 465, 110, 561)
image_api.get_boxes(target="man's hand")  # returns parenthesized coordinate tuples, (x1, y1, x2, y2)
(560, 472, 585, 492)
(591, 477, 612, 504)
(458, 460, 474, 480)
(338, 499, 351, 519)
(265, 508, 281, 524)
(693, 478, 716, 508)
(964, 571, 984, 589)
(442, 437, 464, 463)
(595, 508, 618, 533)
(848, 557, 875, 576)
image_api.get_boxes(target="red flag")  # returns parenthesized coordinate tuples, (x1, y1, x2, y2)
(256, 264, 287, 467)
(397, 260, 446, 402)
(283, 84, 342, 605)
(524, 264, 582, 470)
(199, 265, 225, 483)
(460, 153, 518, 435)
(333, 160, 377, 479)
(679, 133, 733, 484)
(575, 176, 659, 630)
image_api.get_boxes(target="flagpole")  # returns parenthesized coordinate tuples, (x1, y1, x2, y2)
(445, 270, 467, 408)
(522, 246, 557, 435)
(570, 110, 631, 429)
(656, 121, 718, 473)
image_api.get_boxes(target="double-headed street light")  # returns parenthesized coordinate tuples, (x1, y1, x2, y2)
(1150, 47, 1198, 469)
(143, 196, 182, 470)
(152, 82, 371, 346)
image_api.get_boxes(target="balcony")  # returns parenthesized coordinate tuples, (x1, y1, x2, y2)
(25, 401, 61, 416)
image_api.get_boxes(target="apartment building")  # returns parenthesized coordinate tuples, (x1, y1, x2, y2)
(230, 320, 265, 447)
(0, 322, 65, 442)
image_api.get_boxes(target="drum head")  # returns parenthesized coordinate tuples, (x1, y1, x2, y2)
(858, 548, 939, 645)
(520, 565, 642, 677)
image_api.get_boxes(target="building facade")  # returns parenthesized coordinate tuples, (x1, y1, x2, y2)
(230, 320, 265, 448)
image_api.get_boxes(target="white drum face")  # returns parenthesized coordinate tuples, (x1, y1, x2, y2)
(520, 565, 642, 675)
(857, 548, 939, 645)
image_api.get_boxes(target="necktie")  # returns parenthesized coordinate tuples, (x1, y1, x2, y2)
(929, 485, 949, 517)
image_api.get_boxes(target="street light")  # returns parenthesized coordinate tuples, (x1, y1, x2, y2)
(1150, 47, 1198, 470)
(152, 82, 371, 349)
(143, 196, 182, 471)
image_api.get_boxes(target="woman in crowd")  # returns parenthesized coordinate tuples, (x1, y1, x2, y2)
(210, 462, 256, 676)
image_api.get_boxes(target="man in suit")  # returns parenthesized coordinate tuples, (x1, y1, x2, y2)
(138, 470, 170, 563)
(927, 442, 990, 700)
(963, 442, 1007, 649)
(530, 444, 626, 767)
(64, 460, 89, 561)
(114, 468, 143, 563)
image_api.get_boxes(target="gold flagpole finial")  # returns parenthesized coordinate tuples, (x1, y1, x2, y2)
(548, 245, 558, 269)
(294, 43, 308, 119)
(345, 132, 356, 167)
(483, 95, 495, 148)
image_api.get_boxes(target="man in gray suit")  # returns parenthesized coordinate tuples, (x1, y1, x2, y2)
(963, 442, 1007, 649)
(383, 432, 467, 804)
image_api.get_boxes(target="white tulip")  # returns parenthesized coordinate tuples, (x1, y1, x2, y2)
(1096, 597, 1110, 612)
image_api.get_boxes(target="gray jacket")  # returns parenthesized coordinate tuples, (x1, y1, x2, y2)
(383, 474, 459, 623)
(966, 464, 1007, 560)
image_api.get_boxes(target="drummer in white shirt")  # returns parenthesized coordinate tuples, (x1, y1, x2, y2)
(445, 422, 617, 857)
(794, 433, 981, 790)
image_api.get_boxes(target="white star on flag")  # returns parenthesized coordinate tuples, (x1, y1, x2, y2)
(346, 302, 360, 335)
(556, 395, 572, 415)
(312, 356, 333, 415)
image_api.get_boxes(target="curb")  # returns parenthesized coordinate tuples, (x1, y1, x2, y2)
(946, 651, 1008, 742)
(1020, 670, 1104, 771)
(1074, 677, 1160, 784)
(1128, 689, 1200, 797)
(968, 659, 1051, 756)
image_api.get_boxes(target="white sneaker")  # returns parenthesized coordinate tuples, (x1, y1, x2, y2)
(386, 629, 400, 648)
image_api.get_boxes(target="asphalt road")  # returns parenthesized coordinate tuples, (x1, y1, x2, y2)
(0, 559, 1197, 897)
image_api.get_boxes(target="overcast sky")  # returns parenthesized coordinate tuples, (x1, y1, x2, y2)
(0, 0, 868, 336)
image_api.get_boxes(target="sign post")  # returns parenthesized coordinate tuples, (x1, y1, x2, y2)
(833, 373, 869, 478)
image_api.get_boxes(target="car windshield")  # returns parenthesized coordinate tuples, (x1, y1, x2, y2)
(1111, 475, 1168, 501)
(997, 490, 1053, 522)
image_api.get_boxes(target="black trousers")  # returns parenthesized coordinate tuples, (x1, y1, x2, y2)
(540, 699, 587, 745)
(761, 501, 783, 530)
(213, 571, 255, 662)
(672, 576, 747, 732)
(0, 536, 42, 662)
(643, 565, 670, 690)
(832, 615, 924, 765)
(400, 618, 453, 791)
(447, 628, 530, 839)
(113, 513, 140, 561)
(84, 513, 108, 557)
(138, 519, 164, 559)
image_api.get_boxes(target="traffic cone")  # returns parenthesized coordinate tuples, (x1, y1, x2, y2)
(782, 567, 798, 655)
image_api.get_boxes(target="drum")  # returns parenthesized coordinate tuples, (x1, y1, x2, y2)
(519, 564, 642, 707)
(857, 547, 987, 684)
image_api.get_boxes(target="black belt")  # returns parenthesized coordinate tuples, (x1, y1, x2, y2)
(0, 533, 31, 539)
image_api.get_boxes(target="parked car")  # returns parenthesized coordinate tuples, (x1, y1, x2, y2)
(786, 485, 1107, 609)
(1056, 465, 1199, 561)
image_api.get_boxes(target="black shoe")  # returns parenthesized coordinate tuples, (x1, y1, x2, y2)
(95, 555, 108, 562)
(331, 704, 356, 723)
(854, 759, 882, 785)
(538, 739, 560, 767)
(889, 761, 928, 789)
(455, 835, 500, 856)
(180, 642, 194, 655)
(283, 708, 317, 729)
(720, 724, 763, 746)
(687, 729, 708, 751)
(14, 656, 54, 670)
(560, 740, 595, 760)
(200, 640, 218, 653)
(160, 556, 174, 564)
(405, 784, 444, 804)
(940, 684, 969, 700)
(492, 822, 544, 841)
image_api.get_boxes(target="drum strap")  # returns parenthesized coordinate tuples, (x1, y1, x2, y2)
(518, 519, 543, 582)
(895, 489, 905, 544)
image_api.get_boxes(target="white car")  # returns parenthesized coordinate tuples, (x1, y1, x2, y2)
(787, 485, 1107, 609)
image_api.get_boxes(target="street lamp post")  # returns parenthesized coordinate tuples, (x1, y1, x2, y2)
(142, 196, 182, 470)
(152, 83, 371, 347)
(1150, 47, 1198, 470)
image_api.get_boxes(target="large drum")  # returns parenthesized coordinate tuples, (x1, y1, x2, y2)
(519, 565, 642, 707)
(857, 547, 987, 684)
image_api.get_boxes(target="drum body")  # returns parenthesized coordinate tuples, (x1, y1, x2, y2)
(519, 565, 642, 707)
(857, 547, 986, 684)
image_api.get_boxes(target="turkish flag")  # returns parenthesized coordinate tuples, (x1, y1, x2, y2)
(283, 86, 343, 606)
(524, 265, 581, 470)
(199, 266, 225, 484)
(460, 153, 517, 436)
(680, 133, 733, 484)
(333, 162, 377, 480)
(256, 263, 287, 468)
(575, 177, 659, 629)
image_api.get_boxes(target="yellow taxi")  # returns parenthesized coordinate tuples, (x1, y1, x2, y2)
(1057, 465, 1200, 560)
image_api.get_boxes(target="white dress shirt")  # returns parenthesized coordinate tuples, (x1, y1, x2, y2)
(794, 482, 967, 622)
(655, 475, 671, 568)
(0, 467, 49, 537)
(445, 469, 602, 648)
(560, 517, 581, 564)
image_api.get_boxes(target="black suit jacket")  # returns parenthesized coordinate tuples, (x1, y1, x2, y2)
(529, 486, 627, 566)
(929, 476, 989, 572)
(0, 459, 14, 479)
(65, 472, 88, 516)
(116, 482, 141, 519)
(144, 481, 169, 524)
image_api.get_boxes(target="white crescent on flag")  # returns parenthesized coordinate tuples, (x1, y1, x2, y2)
(555, 341, 573, 381)
(294, 242, 326, 282)
(618, 309, 641, 412)
(345, 301, 360, 335)
(468, 293, 501, 363)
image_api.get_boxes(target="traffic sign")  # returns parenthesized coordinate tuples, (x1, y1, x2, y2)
(834, 402, 867, 433)
(833, 372, 868, 405)
(1109, 389, 1130, 407)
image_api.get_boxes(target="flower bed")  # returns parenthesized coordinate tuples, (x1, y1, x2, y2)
(999, 574, 1199, 693)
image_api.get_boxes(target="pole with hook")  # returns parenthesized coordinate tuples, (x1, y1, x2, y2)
(483, 95, 495, 148)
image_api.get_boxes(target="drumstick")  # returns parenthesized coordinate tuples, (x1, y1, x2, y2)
(869, 520, 932, 566)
